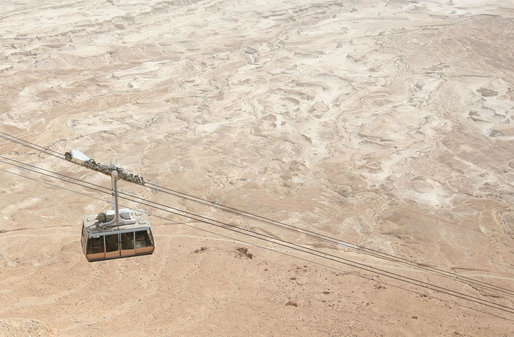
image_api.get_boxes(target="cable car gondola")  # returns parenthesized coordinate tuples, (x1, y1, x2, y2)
(66, 150, 155, 262)
(81, 207, 154, 261)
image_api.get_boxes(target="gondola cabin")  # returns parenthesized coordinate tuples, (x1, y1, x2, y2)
(81, 208, 155, 261)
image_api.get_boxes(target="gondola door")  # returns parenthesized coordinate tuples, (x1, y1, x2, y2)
(105, 233, 121, 259)
(121, 232, 136, 257)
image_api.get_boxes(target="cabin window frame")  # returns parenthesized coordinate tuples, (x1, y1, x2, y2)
(86, 235, 106, 255)
(81, 227, 87, 254)
(135, 229, 154, 254)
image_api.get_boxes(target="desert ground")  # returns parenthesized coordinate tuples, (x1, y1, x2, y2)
(0, 0, 513, 336)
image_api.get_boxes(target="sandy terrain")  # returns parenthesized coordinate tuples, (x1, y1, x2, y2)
(0, 0, 513, 336)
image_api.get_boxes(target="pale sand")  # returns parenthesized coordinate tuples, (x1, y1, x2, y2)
(0, 0, 513, 336)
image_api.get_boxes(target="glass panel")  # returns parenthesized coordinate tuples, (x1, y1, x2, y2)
(105, 234, 119, 253)
(87, 236, 104, 254)
(121, 232, 134, 250)
(81, 228, 87, 252)
(135, 230, 152, 248)
(147, 230, 154, 246)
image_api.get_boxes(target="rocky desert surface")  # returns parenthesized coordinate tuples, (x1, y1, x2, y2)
(0, 0, 513, 336)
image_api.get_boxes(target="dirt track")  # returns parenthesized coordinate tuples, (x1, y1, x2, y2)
(0, 1, 513, 336)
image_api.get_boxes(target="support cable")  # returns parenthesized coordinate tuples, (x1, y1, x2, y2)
(0, 131, 512, 296)
(0, 157, 512, 316)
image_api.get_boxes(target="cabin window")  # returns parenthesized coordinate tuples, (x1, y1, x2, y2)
(81, 228, 87, 252)
(87, 236, 104, 254)
(135, 230, 153, 248)
(121, 232, 134, 250)
(105, 234, 118, 253)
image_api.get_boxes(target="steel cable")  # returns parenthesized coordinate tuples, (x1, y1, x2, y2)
(0, 157, 512, 316)
(0, 131, 512, 297)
